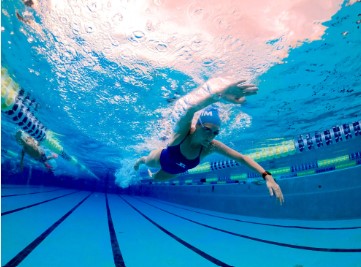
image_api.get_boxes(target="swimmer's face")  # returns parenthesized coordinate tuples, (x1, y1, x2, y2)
(197, 123, 220, 145)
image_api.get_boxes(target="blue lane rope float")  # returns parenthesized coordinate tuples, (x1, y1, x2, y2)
(294, 121, 361, 152)
(1, 67, 98, 179)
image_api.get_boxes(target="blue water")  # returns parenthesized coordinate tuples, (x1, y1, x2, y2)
(1, 1, 361, 266)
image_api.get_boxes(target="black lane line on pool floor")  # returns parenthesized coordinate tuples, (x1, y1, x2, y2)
(132, 196, 361, 253)
(105, 194, 126, 267)
(2, 188, 64, 198)
(118, 195, 232, 267)
(149, 198, 361, 230)
(1, 191, 80, 216)
(3, 192, 93, 267)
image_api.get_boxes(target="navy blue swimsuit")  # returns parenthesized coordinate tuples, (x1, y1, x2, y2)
(160, 133, 203, 174)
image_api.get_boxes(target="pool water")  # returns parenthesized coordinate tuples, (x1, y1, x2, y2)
(1, 0, 361, 266)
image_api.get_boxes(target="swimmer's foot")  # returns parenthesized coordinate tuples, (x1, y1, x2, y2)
(134, 157, 145, 171)
(147, 169, 153, 178)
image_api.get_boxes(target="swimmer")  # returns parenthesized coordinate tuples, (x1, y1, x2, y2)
(134, 78, 284, 204)
(15, 130, 58, 172)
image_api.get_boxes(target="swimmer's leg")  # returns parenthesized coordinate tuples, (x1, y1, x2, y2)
(134, 157, 146, 170)
(134, 149, 162, 170)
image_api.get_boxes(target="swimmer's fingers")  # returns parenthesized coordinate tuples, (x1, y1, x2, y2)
(221, 88, 257, 104)
(222, 95, 246, 104)
(237, 83, 256, 88)
(267, 181, 284, 205)
(227, 81, 254, 92)
(212, 79, 258, 104)
(272, 185, 285, 205)
(232, 80, 247, 87)
(237, 84, 259, 93)
(274, 188, 284, 205)
(225, 84, 258, 98)
(225, 83, 256, 94)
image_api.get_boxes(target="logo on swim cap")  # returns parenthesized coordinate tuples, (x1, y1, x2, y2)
(198, 106, 221, 127)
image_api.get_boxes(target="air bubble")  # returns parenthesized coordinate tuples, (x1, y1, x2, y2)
(60, 16, 68, 24)
(72, 21, 81, 35)
(133, 30, 145, 39)
(190, 39, 204, 51)
(87, 2, 97, 12)
(112, 13, 123, 23)
(111, 38, 119, 47)
(85, 25, 94, 33)
(202, 58, 214, 66)
(187, 3, 208, 21)
(102, 21, 112, 30)
(156, 43, 167, 52)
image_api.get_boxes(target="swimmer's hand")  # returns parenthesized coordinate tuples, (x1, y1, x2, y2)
(207, 78, 259, 104)
(265, 177, 284, 205)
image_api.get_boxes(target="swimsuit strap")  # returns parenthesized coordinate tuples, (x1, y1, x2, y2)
(178, 131, 191, 145)
(179, 131, 203, 156)
(198, 146, 203, 157)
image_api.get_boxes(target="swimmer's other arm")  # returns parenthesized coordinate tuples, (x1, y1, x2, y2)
(211, 140, 285, 205)
(174, 78, 258, 132)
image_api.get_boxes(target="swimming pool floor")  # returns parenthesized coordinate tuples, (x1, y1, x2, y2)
(2, 185, 361, 267)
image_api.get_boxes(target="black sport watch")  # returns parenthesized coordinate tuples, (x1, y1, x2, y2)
(262, 171, 272, 180)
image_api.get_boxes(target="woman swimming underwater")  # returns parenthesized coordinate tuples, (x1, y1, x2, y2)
(134, 78, 284, 204)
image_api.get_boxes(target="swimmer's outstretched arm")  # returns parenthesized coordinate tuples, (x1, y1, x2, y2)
(174, 78, 258, 134)
(211, 140, 284, 205)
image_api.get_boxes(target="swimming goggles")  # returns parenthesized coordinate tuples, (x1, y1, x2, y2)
(198, 118, 220, 136)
